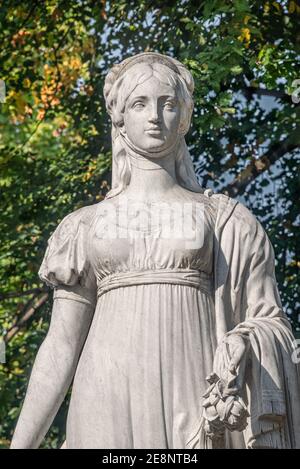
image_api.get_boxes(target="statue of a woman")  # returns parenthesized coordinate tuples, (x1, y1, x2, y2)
(10, 53, 300, 449)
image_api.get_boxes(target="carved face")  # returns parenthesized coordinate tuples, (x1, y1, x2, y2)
(122, 75, 181, 154)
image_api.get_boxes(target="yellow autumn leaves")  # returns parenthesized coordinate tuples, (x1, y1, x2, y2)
(238, 27, 251, 48)
(238, 1, 300, 48)
(37, 55, 91, 121)
(5, 30, 93, 126)
(263, 0, 300, 15)
(237, 13, 251, 48)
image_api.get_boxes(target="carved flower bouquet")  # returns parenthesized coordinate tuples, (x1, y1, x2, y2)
(202, 371, 249, 439)
(202, 327, 252, 440)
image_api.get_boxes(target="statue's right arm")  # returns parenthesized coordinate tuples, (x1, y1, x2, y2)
(10, 289, 95, 449)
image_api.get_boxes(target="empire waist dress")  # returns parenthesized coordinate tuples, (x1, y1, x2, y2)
(38, 188, 218, 449)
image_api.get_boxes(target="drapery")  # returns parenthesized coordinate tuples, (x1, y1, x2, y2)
(211, 193, 300, 449)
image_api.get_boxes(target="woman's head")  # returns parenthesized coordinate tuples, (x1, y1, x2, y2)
(105, 61, 194, 154)
(103, 52, 203, 198)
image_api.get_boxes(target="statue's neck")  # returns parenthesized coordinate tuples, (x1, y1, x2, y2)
(121, 136, 178, 201)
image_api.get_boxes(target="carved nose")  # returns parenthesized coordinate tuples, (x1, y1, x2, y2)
(149, 115, 159, 124)
(148, 107, 160, 123)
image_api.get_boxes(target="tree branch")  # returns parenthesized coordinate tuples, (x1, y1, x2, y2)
(222, 137, 299, 198)
(244, 86, 298, 105)
(0, 287, 47, 301)
(4, 293, 49, 343)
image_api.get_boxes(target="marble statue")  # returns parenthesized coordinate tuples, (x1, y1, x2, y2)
(10, 52, 300, 449)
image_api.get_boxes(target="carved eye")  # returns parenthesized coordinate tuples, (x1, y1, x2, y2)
(132, 101, 145, 110)
(164, 101, 176, 110)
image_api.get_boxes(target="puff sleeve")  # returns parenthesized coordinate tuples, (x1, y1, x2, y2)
(38, 206, 97, 308)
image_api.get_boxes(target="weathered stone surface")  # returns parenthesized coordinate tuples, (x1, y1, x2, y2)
(10, 53, 300, 449)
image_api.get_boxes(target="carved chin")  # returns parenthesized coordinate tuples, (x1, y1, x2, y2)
(145, 143, 167, 153)
(142, 137, 170, 151)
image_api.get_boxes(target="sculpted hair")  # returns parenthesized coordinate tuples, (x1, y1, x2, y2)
(103, 56, 203, 199)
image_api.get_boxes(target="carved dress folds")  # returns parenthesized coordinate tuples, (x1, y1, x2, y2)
(39, 188, 300, 449)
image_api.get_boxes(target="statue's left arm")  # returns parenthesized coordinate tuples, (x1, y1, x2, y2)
(210, 194, 300, 449)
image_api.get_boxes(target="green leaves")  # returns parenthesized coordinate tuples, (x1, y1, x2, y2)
(230, 65, 243, 75)
(0, 0, 299, 449)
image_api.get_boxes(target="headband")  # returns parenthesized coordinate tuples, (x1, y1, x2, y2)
(103, 52, 194, 107)
(114, 52, 180, 80)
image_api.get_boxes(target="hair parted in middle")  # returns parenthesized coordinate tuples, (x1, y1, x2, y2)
(103, 52, 204, 199)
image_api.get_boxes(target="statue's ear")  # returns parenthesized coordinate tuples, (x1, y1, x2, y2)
(118, 120, 126, 137)
(119, 127, 126, 137)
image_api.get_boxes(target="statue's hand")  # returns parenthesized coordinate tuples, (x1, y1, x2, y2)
(214, 325, 252, 389)
(222, 329, 250, 376)
(202, 327, 253, 440)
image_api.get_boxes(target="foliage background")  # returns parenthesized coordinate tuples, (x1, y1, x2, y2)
(0, 0, 299, 448)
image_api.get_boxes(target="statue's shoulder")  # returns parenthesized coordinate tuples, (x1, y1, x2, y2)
(207, 190, 264, 237)
(53, 201, 103, 238)
(68, 202, 99, 224)
(201, 189, 236, 214)
(39, 201, 104, 289)
(205, 190, 235, 207)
